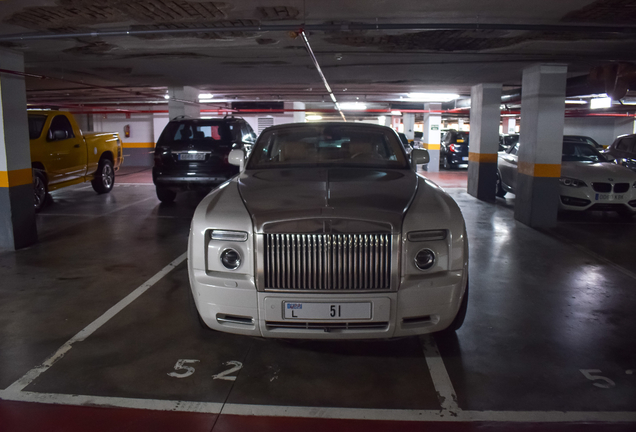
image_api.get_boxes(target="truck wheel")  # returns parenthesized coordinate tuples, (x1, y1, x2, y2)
(156, 186, 177, 203)
(33, 169, 48, 213)
(92, 159, 115, 194)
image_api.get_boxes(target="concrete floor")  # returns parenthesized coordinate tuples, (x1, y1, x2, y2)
(0, 168, 635, 431)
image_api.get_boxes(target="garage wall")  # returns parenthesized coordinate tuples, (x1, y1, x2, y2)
(92, 112, 156, 167)
(563, 117, 634, 147)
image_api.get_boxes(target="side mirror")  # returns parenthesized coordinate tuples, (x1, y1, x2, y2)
(410, 148, 430, 169)
(604, 153, 615, 162)
(228, 149, 245, 170)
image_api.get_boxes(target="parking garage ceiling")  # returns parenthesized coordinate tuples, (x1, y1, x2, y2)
(1, 0, 636, 108)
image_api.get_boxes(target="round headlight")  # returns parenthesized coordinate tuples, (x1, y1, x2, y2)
(415, 248, 435, 271)
(220, 248, 241, 270)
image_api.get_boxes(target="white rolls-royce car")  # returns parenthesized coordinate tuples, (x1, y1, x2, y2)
(188, 123, 469, 339)
(497, 141, 636, 215)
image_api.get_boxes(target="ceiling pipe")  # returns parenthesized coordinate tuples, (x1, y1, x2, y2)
(2, 22, 636, 42)
(299, 29, 346, 121)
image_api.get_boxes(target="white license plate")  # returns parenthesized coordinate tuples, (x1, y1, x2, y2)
(595, 193, 624, 201)
(284, 302, 371, 320)
(461, 156, 469, 161)
(179, 153, 206, 161)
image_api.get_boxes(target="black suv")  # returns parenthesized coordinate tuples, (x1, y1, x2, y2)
(604, 134, 636, 172)
(153, 116, 256, 203)
(440, 130, 469, 169)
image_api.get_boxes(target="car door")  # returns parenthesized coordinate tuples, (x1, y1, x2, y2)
(45, 115, 87, 184)
(498, 143, 519, 191)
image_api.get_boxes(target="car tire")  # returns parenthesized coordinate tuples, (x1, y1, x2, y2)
(442, 156, 451, 170)
(33, 169, 48, 213)
(91, 159, 115, 194)
(188, 286, 210, 330)
(445, 281, 469, 332)
(496, 172, 507, 198)
(156, 186, 177, 203)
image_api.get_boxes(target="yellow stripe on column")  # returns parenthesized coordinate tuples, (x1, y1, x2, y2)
(422, 143, 441, 150)
(122, 142, 155, 148)
(468, 152, 497, 163)
(518, 162, 561, 178)
(0, 168, 33, 188)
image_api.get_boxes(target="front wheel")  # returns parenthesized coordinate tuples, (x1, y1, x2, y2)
(33, 169, 48, 213)
(92, 159, 115, 194)
(445, 282, 468, 332)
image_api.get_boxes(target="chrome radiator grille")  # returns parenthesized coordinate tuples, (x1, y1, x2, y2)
(264, 234, 392, 290)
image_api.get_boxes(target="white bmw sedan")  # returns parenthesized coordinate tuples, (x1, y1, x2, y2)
(188, 123, 469, 339)
(497, 141, 636, 215)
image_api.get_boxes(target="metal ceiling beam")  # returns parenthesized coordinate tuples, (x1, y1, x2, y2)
(299, 29, 346, 122)
(2, 22, 636, 42)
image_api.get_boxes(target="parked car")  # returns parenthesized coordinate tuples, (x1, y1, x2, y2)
(188, 122, 469, 339)
(440, 130, 469, 169)
(28, 110, 123, 212)
(563, 135, 605, 149)
(397, 132, 413, 154)
(153, 116, 256, 203)
(497, 141, 636, 215)
(603, 134, 636, 172)
(499, 134, 519, 151)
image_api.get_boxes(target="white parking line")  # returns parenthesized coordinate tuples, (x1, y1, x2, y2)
(421, 335, 460, 415)
(3, 252, 187, 394)
(1, 391, 635, 423)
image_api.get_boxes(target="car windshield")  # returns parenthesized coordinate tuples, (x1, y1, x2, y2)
(562, 141, 607, 162)
(28, 114, 47, 140)
(157, 120, 233, 148)
(247, 124, 409, 169)
(454, 132, 469, 144)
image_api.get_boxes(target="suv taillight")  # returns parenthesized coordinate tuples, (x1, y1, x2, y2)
(449, 144, 458, 153)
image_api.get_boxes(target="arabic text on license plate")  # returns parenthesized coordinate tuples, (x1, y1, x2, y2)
(462, 156, 469, 161)
(179, 153, 206, 161)
(595, 193, 624, 201)
(283, 302, 371, 320)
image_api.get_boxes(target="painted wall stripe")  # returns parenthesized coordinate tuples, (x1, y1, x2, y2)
(422, 143, 441, 150)
(3, 252, 187, 394)
(0, 168, 32, 188)
(122, 142, 155, 148)
(518, 161, 561, 178)
(468, 152, 497, 163)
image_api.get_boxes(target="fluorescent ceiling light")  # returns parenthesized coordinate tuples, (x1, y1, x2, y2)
(306, 115, 323, 121)
(339, 102, 367, 110)
(565, 100, 587, 105)
(408, 93, 459, 102)
(164, 95, 170, 100)
(198, 93, 214, 100)
(590, 97, 612, 109)
(390, 110, 402, 116)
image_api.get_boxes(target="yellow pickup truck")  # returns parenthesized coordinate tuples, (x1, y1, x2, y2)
(28, 110, 123, 211)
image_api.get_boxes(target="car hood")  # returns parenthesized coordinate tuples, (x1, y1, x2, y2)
(561, 161, 636, 183)
(237, 168, 418, 233)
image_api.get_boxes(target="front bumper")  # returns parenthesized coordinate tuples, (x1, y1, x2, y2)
(559, 185, 636, 212)
(189, 268, 467, 339)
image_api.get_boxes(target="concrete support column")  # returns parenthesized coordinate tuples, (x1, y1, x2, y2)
(168, 86, 200, 119)
(515, 64, 567, 228)
(0, 49, 37, 250)
(292, 102, 306, 123)
(403, 113, 415, 141)
(467, 84, 502, 201)
(422, 103, 442, 172)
